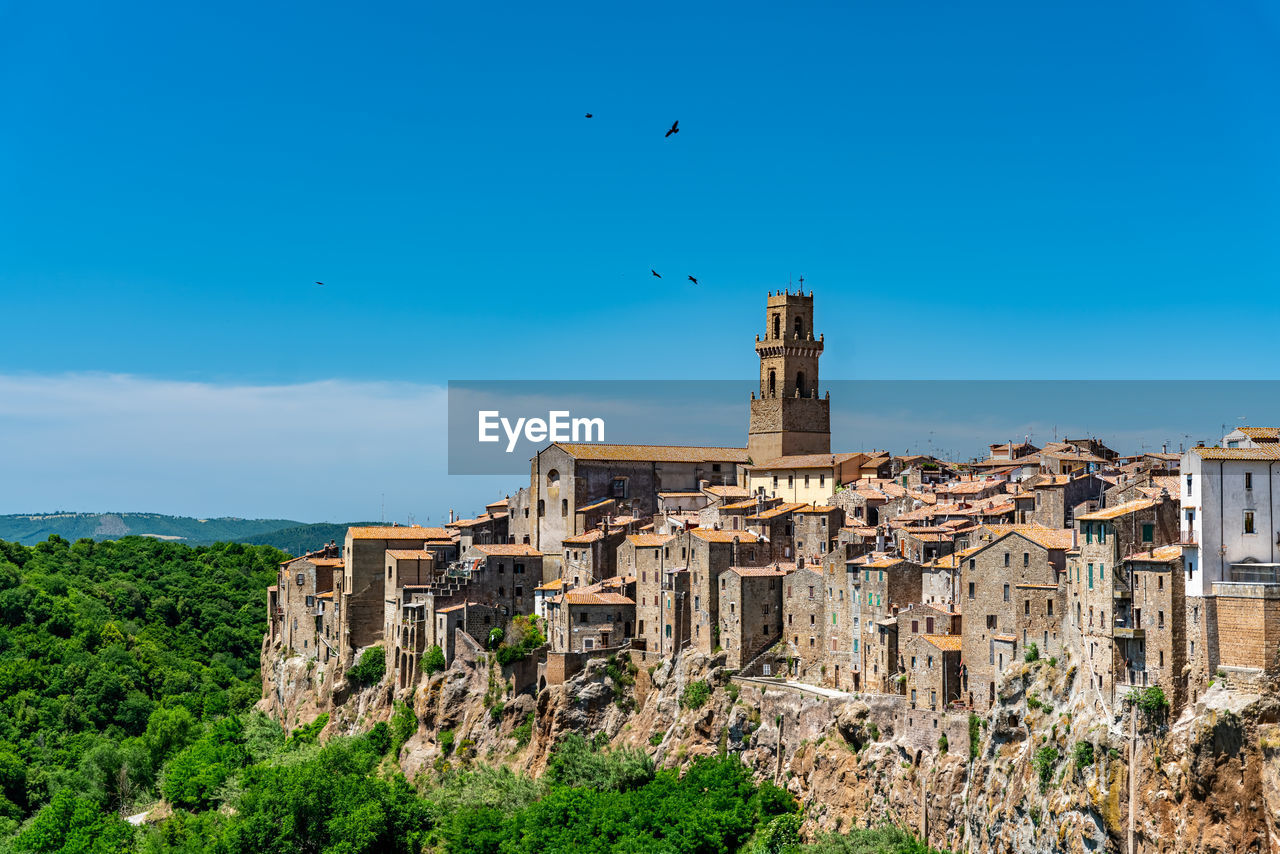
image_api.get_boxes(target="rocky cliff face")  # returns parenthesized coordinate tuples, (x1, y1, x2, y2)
(258, 639, 1280, 853)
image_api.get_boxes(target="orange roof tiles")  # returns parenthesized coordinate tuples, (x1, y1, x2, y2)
(555, 443, 748, 462)
(1124, 545, 1182, 564)
(747, 452, 864, 470)
(1191, 445, 1280, 461)
(748, 502, 809, 520)
(922, 634, 963, 652)
(726, 565, 790, 577)
(348, 525, 450, 540)
(625, 534, 675, 547)
(689, 529, 762, 543)
(794, 505, 838, 514)
(1238, 427, 1280, 440)
(562, 530, 607, 545)
(471, 544, 543, 557)
(1077, 499, 1158, 521)
(564, 591, 634, 606)
(384, 550, 433, 560)
(704, 485, 751, 498)
(982, 524, 1075, 550)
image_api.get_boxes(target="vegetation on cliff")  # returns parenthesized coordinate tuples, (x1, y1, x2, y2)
(0, 536, 283, 850)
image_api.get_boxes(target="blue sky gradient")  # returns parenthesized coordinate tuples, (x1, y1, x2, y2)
(1, 2, 1278, 520)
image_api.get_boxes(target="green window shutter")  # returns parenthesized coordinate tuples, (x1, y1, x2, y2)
(1087, 563, 1094, 590)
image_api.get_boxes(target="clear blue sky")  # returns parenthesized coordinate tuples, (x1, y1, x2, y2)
(1, 2, 1278, 521)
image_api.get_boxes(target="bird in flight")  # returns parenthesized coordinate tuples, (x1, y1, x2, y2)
(665, 120, 679, 138)
(314, 281, 325, 286)
(585, 113, 593, 118)
(688, 275, 698, 285)
(651, 269, 662, 279)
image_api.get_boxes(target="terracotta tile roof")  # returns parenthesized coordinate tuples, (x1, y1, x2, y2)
(348, 525, 450, 540)
(1015, 583, 1060, 590)
(794, 505, 838, 514)
(298, 557, 345, 567)
(726, 564, 790, 577)
(384, 550, 433, 560)
(747, 452, 864, 470)
(555, 443, 748, 462)
(485, 498, 511, 509)
(562, 530, 607, 545)
(703, 484, 751, 498)
(922, 634, 963, 652)
(992, 634, 1017, 643)
(471, 544, 543, 557)
(982, 524, 1075, 550)
(749, 502, 810, 520)
(850, 553, 908, 569)
(1124, 545, 1182, 564)
(1238, 427, 1280, 440)
(564, 591, 634, 606)
(690, 529, 762, 543)
(1191, 445, 1280, 461)
(904, 532, 953, 543)
(722, 498, 766, 511)
(625, 534, 675, 547)
(451, 512, 508, 528)
(1076, 499, 1158, 521)
(659, 491, 705, 498)
(317, 591, 333, 599)
(535, 578, 565, 592)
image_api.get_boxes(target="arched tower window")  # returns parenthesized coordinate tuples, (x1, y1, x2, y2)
(546, 469, 559, 487)
(768, 370, 776, 397)
(772, 313, 781, 339)
(796, 371, 806, 396)
(794, 316, 804, 339)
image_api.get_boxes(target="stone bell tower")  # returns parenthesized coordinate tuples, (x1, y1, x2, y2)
(747, 288, 831, 463)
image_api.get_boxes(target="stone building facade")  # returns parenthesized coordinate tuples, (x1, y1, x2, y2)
(687, 529, 766, 654)
(546, 590, 636, 653)
(620, 533, 679, 652)
(277, 552, 341, 660)
(960, 527, 1070, 711)
(720, 565, 788, 669)
(1071, 497, 1178, 706)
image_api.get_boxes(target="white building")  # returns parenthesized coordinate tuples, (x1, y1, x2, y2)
(1181, 433, 1280, 598)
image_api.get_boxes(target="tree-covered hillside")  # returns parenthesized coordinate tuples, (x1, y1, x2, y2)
(0, 536, 945, 854)
(0, 535, 283, 848)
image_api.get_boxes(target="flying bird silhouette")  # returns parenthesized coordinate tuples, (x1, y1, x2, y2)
(651, 269, 662, 278)
(687, 276, 698, 285)
(584, 113, 593, 118)
(665, 120, 679, 138)
(314, 281, 325, 286)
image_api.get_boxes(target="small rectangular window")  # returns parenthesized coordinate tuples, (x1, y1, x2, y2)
(968, 582, 975, 599)
(1245, 511, 1256, 535)
(1003, 584, 1009, 602)
(1141, 524, 1153, 543)
(1246, 472, 1254, 490)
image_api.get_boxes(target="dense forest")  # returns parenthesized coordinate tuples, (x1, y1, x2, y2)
(0, 536, 945, 853)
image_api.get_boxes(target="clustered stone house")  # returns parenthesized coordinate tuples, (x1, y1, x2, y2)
(269, 291, 1279, 731)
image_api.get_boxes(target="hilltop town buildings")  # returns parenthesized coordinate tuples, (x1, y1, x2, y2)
(268, 289, 1277, 742)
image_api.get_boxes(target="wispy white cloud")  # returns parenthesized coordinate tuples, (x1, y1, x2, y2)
(0, 373, 507, 522)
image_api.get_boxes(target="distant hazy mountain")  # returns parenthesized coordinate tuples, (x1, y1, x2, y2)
(0, 513, 369, 555)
